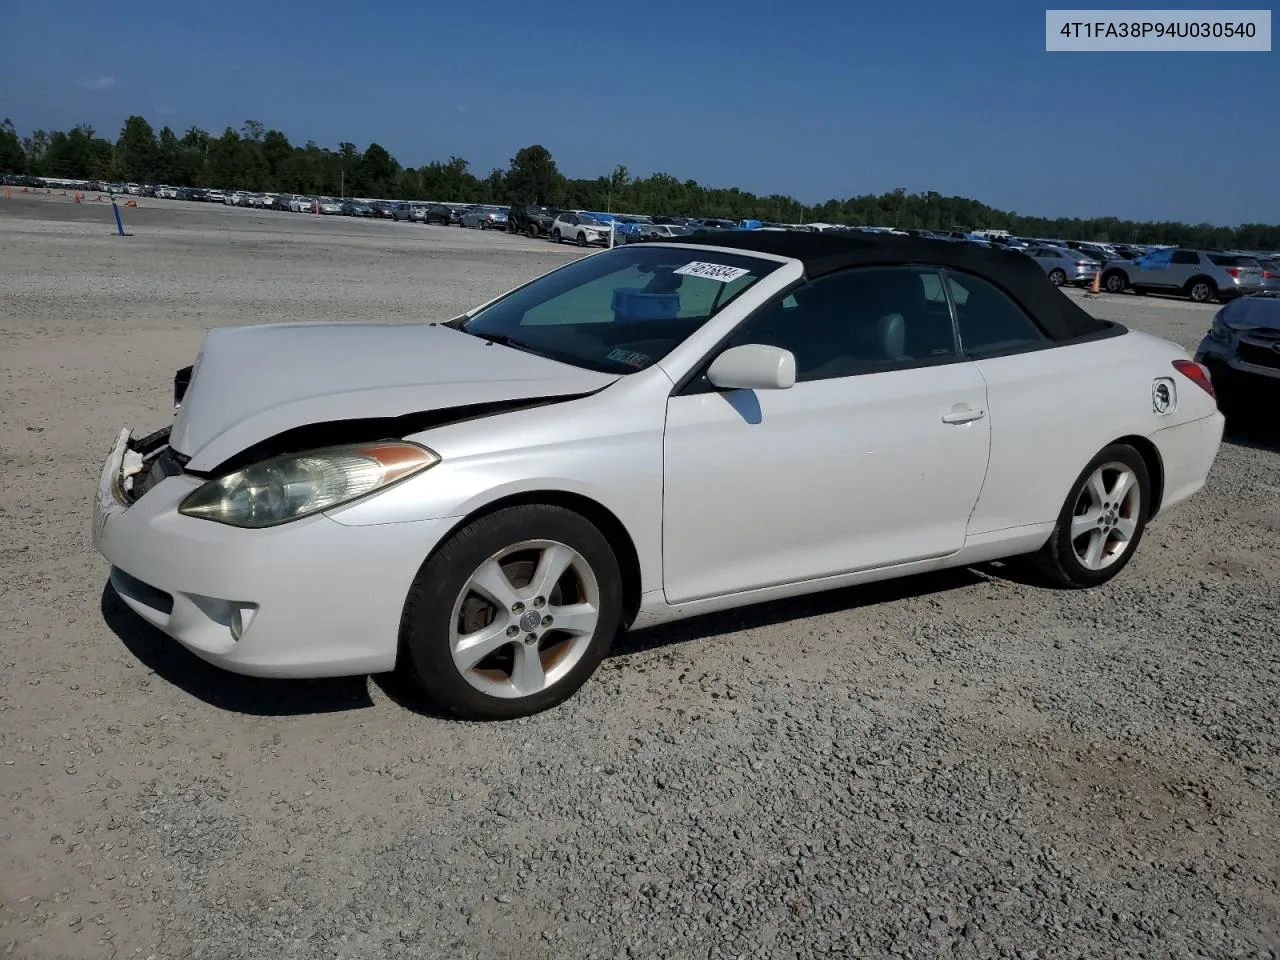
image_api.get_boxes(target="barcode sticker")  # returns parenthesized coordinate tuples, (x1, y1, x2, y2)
(673, 261, 750, 283)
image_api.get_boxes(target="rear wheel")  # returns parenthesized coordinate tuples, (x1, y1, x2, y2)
(1187, 279, 1216, 303)
(527, 223, 538, 238)
(1029, 444, 1151, 588)
(1048, 268, 1067, 286)
(400, 505, 623, 720)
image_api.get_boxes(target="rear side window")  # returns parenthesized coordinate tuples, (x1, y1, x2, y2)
(945, 271, 1049, 356)
(1171, 250, 1200, 265)
(1206, 254, 1258, 267)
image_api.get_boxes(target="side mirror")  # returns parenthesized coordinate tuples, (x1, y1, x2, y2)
(706, 344, 796, 391)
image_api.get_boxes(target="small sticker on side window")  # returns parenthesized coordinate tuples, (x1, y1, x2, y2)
(673, 261, 750, 283)
(606, 347, 650, 368)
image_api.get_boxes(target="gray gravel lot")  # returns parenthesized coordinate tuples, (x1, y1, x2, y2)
(2, 194, 1278, 960)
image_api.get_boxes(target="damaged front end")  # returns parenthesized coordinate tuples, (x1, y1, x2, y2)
(120, 426, 187, 504)
(122, 366, 603, 505)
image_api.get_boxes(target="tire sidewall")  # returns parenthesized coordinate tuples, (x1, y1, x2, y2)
(401, 505, 623, 720)
(1049, 444, 1152, 587)
(1049, 269, 1066, 286)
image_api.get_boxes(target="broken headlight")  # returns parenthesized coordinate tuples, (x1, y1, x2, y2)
(179, 442, 439, 528)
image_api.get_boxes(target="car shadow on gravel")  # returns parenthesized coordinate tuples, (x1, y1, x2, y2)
(101, 583, 374, 716)
(610, 567, 985, 658)
(1221, 409, 1280, 453)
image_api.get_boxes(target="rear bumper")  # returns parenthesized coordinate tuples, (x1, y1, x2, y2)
(1148, 412, 1225, 518)
(93, 428, 460, 678)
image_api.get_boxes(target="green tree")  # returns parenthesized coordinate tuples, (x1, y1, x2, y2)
(505, 144, 564, 205)
(357, 142, 398, 196)
(0, 118, 24, 173)
(116, 115, 158, 182)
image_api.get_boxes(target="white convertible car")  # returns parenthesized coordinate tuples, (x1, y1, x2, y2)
(93, 233, 1225, 719)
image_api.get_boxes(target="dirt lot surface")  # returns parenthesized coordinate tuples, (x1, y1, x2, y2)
(2, 194, 1278, 960)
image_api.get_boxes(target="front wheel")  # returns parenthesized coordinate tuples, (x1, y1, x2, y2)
(399, 505, 623, 720)
(1029, 444, 1151, 588)
(552, 229, 562, 243)
(576, 232, 588, 247)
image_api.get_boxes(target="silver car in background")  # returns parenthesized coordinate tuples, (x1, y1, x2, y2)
(1022, 246, 1100, 287)
(629, 223, 692, 243)
(1255, 255, 1280, 293)
(460, 205, 509, 230)
(1101, 248, 1264, 303)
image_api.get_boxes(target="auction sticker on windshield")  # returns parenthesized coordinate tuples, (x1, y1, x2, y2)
(674, 261, 751, 283)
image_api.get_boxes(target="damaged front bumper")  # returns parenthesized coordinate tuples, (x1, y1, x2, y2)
(92, 425, 459, 679)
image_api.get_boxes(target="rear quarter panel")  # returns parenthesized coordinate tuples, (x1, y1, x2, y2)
(966, 329, 1217, 536)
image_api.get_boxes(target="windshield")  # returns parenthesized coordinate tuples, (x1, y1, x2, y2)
(461, 245, 782, 374)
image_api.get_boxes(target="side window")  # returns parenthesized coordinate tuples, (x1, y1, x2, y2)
(1171, 249, 1200, 265)
(946, 271, 1049, 356)
(724, 266, 959, 383)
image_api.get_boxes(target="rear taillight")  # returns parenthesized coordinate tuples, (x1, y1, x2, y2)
(1225, 267, 1241, 278)
(1172, 359, 1215, 398)
(1076, 261, 1092, 267)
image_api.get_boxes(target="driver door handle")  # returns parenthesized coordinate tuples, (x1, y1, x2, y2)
(942, 406, 986, 425)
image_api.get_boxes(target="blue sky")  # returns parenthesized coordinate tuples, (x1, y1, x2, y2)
(1, 0, 1275, 224)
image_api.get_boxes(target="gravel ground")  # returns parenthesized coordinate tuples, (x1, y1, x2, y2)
(2, 194, 1278, 960)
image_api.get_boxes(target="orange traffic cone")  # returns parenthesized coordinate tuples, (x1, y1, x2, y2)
(3, 185, 10, 200)
(1090, 271, 1101, 295)
(125, 199, 137, 208)
(74, 192, 81, 204)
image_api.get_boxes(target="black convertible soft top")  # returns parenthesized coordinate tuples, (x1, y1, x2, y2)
(660, 231, 1117, 343)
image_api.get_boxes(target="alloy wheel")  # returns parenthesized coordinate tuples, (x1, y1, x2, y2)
(448, 539, 600, 699)
(1070, 462, 1141, 571)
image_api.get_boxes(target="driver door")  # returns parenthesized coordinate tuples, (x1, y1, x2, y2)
(662, 265, 992, 605)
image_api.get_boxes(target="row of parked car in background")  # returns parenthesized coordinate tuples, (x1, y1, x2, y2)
(14, 175, 1278, 306)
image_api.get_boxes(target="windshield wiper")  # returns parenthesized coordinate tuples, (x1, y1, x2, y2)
(465, 329, 551, 359)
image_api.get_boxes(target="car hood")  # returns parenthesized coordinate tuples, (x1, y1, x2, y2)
(171, 322, 618, 471)
(1223, 296, 1280, 331)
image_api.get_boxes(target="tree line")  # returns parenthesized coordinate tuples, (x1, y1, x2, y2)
(3, 114, 1278, 249)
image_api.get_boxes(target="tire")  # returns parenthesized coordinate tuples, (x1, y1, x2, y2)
(1103, 271, 1128, 294)
(552, 229, 562, 243)
(1048, 268, 1067, 286)
(1028, 443, 1151, 588)
(399, 504, 623, 720)
(481, 219, 488, 230)
(1186, 278, 1216, 303)
(576, 231, 588, 247)
(527, 223, 537, 238)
